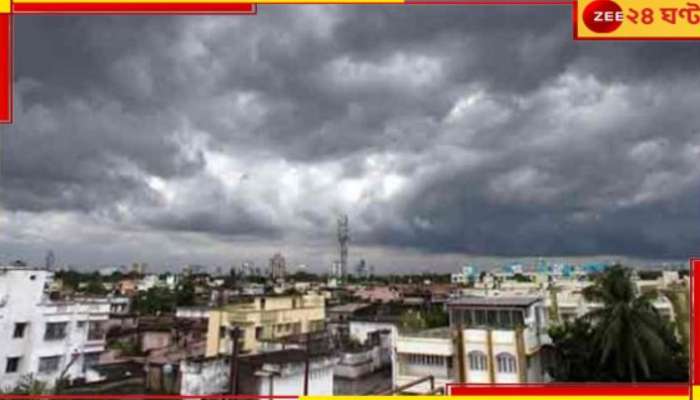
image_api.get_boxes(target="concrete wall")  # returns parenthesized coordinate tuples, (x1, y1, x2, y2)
(180, 356, 335, 396)
(258, 365, 333, 395)
(141, 331, 172, 352)
(334, 349, 374, 379)
(180, 357, 229, 395)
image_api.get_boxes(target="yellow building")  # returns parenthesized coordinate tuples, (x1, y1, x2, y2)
(206, 294, 326, 356)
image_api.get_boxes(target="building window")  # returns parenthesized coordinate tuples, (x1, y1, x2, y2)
(407, 354, 443, 366)
(44, 322, 68, 341)
(512, 311, 524, 327)
(38, 356, 61, 373)
(498, 310, 512, 327)
(474, 309, 486, 325)
(255, 327, 263, 340)
(467, 351, 487, 371)
(260, 298, 266, 310)
(463, 310, 473, 326)
(496, 353, 517, 374)
(451, 310, 463, 326)
(5, 357, 20, 373)
(88, 321, 105, 341)
(13, 323, 27, 338)
(487, 311, 498, 326)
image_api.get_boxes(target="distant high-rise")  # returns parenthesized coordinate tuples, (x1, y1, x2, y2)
(337, 214, 349, 279)
(330, 261, 342, 278)
(270, 253, 286, 280)
(132, 262, 146, 275)
(241, 261, 255, 276)
(45, 250, 55, 271)
(355, 259, 367, 278)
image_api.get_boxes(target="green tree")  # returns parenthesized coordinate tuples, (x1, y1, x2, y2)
(399, 309, 426, 332)
(548, 319, 597, 381)
(110, 338, 145, 357)
(132, 287, 175, 315)
(583, 265, 669, 381)
(512, 273, 532, 282)
(550, 265, 688, 382)
(290, 271, 320, 282)
(175, 277, 196, 306)
(424, 307, 449, 328)
(54, 269, 81, 291)
(84, 279, 108, 295)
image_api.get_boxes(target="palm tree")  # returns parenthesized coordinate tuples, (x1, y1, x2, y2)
(582, 265, 669, 381)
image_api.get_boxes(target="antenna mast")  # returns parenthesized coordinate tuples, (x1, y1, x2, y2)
(337, 215, 349, 279)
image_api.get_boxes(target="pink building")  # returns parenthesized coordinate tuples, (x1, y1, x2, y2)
(354, 286, 401, 303)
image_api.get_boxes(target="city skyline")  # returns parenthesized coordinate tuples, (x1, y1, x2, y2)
(1, 8, 699, 272)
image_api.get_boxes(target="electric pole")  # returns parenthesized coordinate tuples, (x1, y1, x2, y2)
(229, 326, 241, 395)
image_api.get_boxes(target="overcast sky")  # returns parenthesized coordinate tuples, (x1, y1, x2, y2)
(0, 7, 698, 273)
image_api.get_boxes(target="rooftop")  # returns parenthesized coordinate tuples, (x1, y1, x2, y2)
(240, 349, 333, 367)
(448, 296, 542, 308)
(402, 327, 451, 339)
(328, 303, 372, 313)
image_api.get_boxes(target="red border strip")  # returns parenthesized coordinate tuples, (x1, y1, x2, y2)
(13, 2, 255, 13)
(0, 13, 11, 124)
(692, 258, 699, 386)
(448, 384, 690, 396)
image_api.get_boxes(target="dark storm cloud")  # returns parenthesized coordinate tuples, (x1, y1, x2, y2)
(2, 7, 699, 267)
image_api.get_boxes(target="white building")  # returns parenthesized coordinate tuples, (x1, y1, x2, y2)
(451, 266, 476, 285)
(0, 266, 110, 389)
(547, 288, 675, 324)
(348, 319, 398, 346)
(393, 297, 552, 393)
(137, 274, 160, 291)
(335, 328, 392, 379)
(108, 296, 131, 315)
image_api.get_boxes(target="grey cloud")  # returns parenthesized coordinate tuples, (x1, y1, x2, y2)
(2, 8, 699, 269)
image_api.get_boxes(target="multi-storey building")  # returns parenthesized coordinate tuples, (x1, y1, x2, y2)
(270, 253, 287, 281)
(393, 296, 552, 393)
(205, 294, 326, 356)
(451, 266, 476, 285)
(0, 266, 110, 389)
